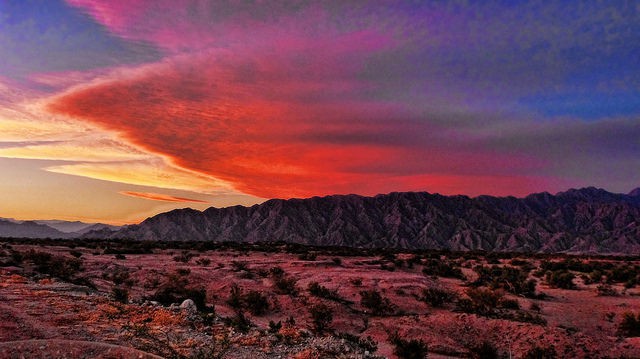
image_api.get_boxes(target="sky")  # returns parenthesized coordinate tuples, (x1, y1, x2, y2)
(1, 0, 639, 224)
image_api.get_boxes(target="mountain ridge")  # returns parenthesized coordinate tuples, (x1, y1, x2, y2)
(86, 187, 640, 254)
(0, 218, 120, 239)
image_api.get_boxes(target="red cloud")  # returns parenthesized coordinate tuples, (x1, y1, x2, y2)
(49, 47, 551, 199)
(52, 1, 554, 198)
(119, 191, 208, 203)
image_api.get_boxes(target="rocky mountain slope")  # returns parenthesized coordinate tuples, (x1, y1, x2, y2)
(94, 187, 640, 254)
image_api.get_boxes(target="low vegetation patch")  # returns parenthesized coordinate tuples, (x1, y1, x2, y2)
(360, 289, 397, 315)
(389, 332, 428, 359)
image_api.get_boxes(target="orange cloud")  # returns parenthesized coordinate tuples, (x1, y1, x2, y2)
(119, 191, 209, 203)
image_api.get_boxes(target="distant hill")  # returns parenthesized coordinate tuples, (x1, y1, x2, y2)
(0, 219, 120, 239)
(33, 220, 96, 233)
(0, 219, 69, 239)
(89, 187, 640, 254)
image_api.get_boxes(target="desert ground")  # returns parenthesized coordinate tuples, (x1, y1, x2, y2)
(1, 238, 640, 358)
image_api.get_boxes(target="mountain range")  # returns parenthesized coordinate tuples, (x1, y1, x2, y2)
(0, 218, 119, 239)
(83, 187, 640, 255)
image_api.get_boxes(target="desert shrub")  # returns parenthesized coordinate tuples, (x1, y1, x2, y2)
(473, 265, 536, 297)
(110, 267, 135, 287)
(269, 266, 285, 277)
(231, 260, 249, 272)
(380, 262, 396, 271)
(470, 341, 499, 359)
(419, 287, 457, 308)
(618, 312, 640, 337)
(273, 275, 299, 296)
(255, 268, 269, 277)
(503, 311, 547, 326)
(112, 286, 129, 304)
(625, 278, 637, 289)
(69, 250, 82, 258)
(546, 270, 575, 289)
(143, 275, 161, 290)
(243, 290, 269, 315)
(586, 270, 603, 284)
(350, 278, 363, 286)
(285, 315, 296, 326)
(298, 252, 317, 261)
(225, 310, 252, 333)
(10, 250, 23, 265)
(227, 284, 270, 315)
(227, 284, 243, 309)
(523, 345, 557, 358)
(308, 282, 341, 301)
(114, 253, 126, 260)
(22, 250, 85, 282)
(309, 303, 333, 333)
(540, 259, 592, 273)
(530, 302, 542, 313)
(608, 264, 640, 284)
(499, 298, 520, 310)
(173, 251, 195, 263)
(460, 288, 503, 316)
(422, 259, 465, 279)
(360, 290, 396, 315)
(509, 258, 532, 268)
(195, 257, 211, 266)
(389, 332, 428, 359)
(148, 274, 208, 311)
(596, 283, 618, 296)
(268, 320, 282, 333)
(176, 268, 191, 276)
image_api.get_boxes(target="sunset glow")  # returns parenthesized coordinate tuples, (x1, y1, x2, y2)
(1, 1, 639, 223)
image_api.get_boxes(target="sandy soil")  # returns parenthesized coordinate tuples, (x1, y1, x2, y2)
(1, 242, 640, 358)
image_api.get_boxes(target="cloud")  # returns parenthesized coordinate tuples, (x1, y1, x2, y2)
(45, 158, 232, 194)
(45, 0, 640, 198)
(48, 46, 555, 198)
(119, 191, 209, 203)
(0, 138, 148, 162)
(0, 0, 159, 79)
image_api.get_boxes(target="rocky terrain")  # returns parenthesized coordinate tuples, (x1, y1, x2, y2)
(95, 187, 640, 254)
(1, 238, 640, 358)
